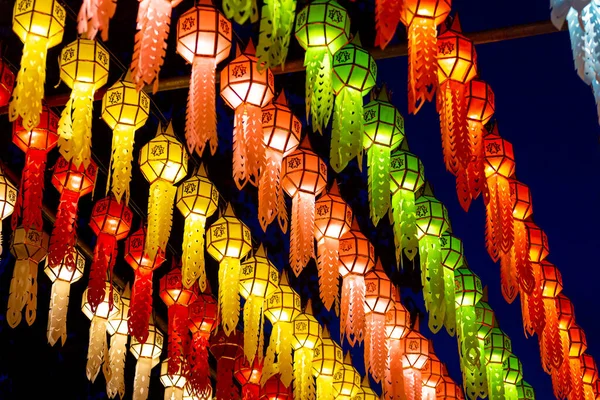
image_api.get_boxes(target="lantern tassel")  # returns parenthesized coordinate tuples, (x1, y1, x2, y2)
(316, 237, 340, 311)
(476, 340, 489, 399)
(218, 256, 241, 335)
(498, 176, 513, 253)
(107, 333, 128, 399)
(514, 220, 535, 293)
(340, 275, 366, 345)
(233, 107, 249, 189)
(12, 149, 47, 231)
(521, 292, 534, 338)
(146, 180, 177, 260)
(557, 331, 573, 398)
(88, 234, 118, 313)
(78, 0, 117, 41)
(257, 0, 296, 69)
(384, 340, 407, 400)
(186, 57, 217, 156)
(368, 144, 392, 226)
(568, 8, 587, 82)
(182, 215, 207, 289)
(7, 259, 37, 328)
(188, 333, 211, 397)
(245, 104, 265, 186)
(485, 179, 500, 262)
(168, 304, 189, 375)
(392, 189, 419, 263)
(87, 316, 108, 382)
(407, 18, 437, 114)
(331, 87, 364, 172)
(58, 82, 95, 168)
(47, 280, 71, 346)
(438, 83, 461, 175)
(293, 347, 315, 400)
(277, 179, 289, 233)
(305, 49, 334, 133)
(216, 357, 238, 400)
(133, 357, 153, 400)
(25, 259, 38, 326)
(258, 151, 284, 232)
(570, 358, 585, 400)
(419, 236, 445, 333)
(500, 251, 518, 304)
(403, 368, 422, 400)
(48, 190, 80, 270)
(108, 125, 136, 204)
(526, 275, 546, 336)
(261, 321, 293, 387)
(456, 168, 472, 212)
(466, 120, 485, 199)
(443, 266, 456, 336)
(316, 375, 335, 400)
(542, 298, 563, 372)
(290, 192, 315, 276)
(374, 0, 401, 49)
(486, 362, 505, 400)
(243, 295, 265, 363)
(458, 307, 481, 368)
(365, 312, 388, 383)
(128, 268, 154, 343)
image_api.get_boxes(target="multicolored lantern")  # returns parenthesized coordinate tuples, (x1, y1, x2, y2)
(160, 358, 187, 400)
(402, 325, 430, 400)
(484, 328, 512, 399)
(333, 353, 362, 399)
(312, 326, 343, 400)
(295, 0, 351, 132)
(77, 0, 116, 40)
(223, 0, 258, 24)
(234, 351, 263, 400)
(260, 374, 293, 400)
(177, 1, 232, 155)
(292, 301, 321, 400)
(106, 285, 131, 399)
(440, 233, 463, 336)
(384, 288, 410, 400)
(130, 318, 164, 400)
(0, 59, 15, 108)
(256, 0, 296, 69)
(210, 329, 242, 400)
(0, 166, 18, 256)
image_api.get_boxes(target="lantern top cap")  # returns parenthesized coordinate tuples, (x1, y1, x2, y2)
(275, 91, 288, 105)
(304, 299, 314, 315)
(197, 163, 208, 177)
(279, 269, 290, 286)
(351, 33, 362, 46)
(344, 352, 352, 364)
(374, 84, 390, 102)
(299, 135, 313, 150)
(156, 121, 175, 138)
(123, 283, 131, 300)
(329, 180, 340, 196)
(440, 14, 464, 36)
(322, 325, 330, 338)
(374, 258, 384, 272)
(255, 244, 267, 258)
(350, 217, 360, 231)
(237, 39, 256, 57)
(361, 375, 370, 387)
(224, 203, 236, 217)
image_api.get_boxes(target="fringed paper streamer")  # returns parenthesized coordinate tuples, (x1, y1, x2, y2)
(293, 347, 316, 400)
(130, 320, 163, 400)
(210, 330, 242, 400)
(223, 0, 257, 24)
(257, 0, 296, 69)
(568, 7, 587, 83)
(500, 250, 519, 304)
(243, 296, 265, 363)
(466, 119, 485, 199)
(146, 181, 177, 259)
(220, 257, 242, 335)
(368, 143, 392, 225)
(384, 339, 407, 400)
(133, 357, 154, 400)
(88, 234, 118, 313)
(182, 215, 207, 287)
(187, 58, 217, 155)
(168, 304, 190, 375)
(374, 0, 401, 49)
(365, 312, 388, 383)
(419, 235, 445, 333)
(290, 192, 316, 275)
(514, 221, 535, 294)
(331, 88, 363, 172)
(128, 269, 153, 343)
(108, 125, 136, 204)
(58, 82, 95, 167)
(259, 152, 284, 231)
(527, 270, 546, 337)
(443, 265, 456, 336)
(78, 0, 117, 41)
(569, 357, 585, 400)
(316, 375, 335, 400)
(12, 149, 47, 231)
(216, 357, 238, 400)
(316, 237, 340, 311)
(48, 190, 80, 269)
(405, 17, 438, 114)
(486, 361, 505, 400)
(262, 322, 294, 387)
(87, 316, 109, 382)
(189, 334, 211, 397)
(438, 81, 470, 176)
(440, 234, 462, 336)
(542, 298, 563, 372)
(107, 333, 127, 398)
(403, 367, 421, 400)
(236, 105, 264, 188)
(47, 280, 71, 345)
(340, 275, 366, 345)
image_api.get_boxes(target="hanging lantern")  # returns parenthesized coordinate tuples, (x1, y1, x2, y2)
(552, 294, 576, 399)
(101, 76, 151, 204)
(0, 166, 18, 256)
(259, 91, 302, 232)
(312, 326, 343, 400)
(330, 36, 377, 172)
(314, 181, 352, 311)
(475, 300, 495, 399)
(503, 354, 523, 398)
(484, 328, 512, 399)
(338, 217, 375, 345)
(130, 318, 164, 400)
(389, 148, 425, 263)
(206, 203, 253, 335)
(262, 271, 301, 388)
(440, 233, 463, 336)
(520, 224, 548, 337)
(256, 0, 296, 70)
(44, 247, 85, 346)
(295, 0, 351, 133)
(260, 374, 293, 400)
(234, 351, 263, 400)
(160, 358, 187, 400)
(106, 285, 131, 399)
(402, 325, 430, 400)
(281, 135, 327, 276)
(139, 122, 188, 260)
(77, 0, 116, 40)
(516, 380, 535, 400)
(220, 41, 275, 188)
(361, 376, 379, 400)
(176, 165, 219, 290)
(177, 1, 232, 155)
(421, 347, 443, 400)
(210, 329, 243, 400)
(184, 385, 213, 400)
(333, 353, 363, 399)
(384, 288, 410, 400)
(7, 226, 49, 327)
(11, 105, 58, 232)
(87, 196, 132, 312)
(82, 282, 120, 382)
(57, 38, 109, 167)
(223, 0, 258, 24)
(580, 353, 598, 398)
(292, 301, 321, 400)
(9, 0, 65, 131)
(0, 59, 15, 108)
(363, 86, 404, 225)
(539, 261, 563, 373)
(47, 156, 97, 271)
(435, 374, 464, 400)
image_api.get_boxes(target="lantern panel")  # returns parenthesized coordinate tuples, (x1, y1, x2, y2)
(581, 354, 598, 384)
(314, 190, 352, 241)
(312, 335, 343, 377)
(484, 328, 512, 364)
(89, 197, 133, 240)
(160, 358, 187, 388)
(281, 148, 328, 197)
(188, 293, 219, 334)
(295, 0, 351, 55)
(332, 43, 377, 96)
(422, 352, 443, 388)
(511, 180, 533, 221)
(102, 80, 150, 130)
(332, 362, 362, 398)
(11, 226, 49, 262)
(159, 267, 199, 307)
(124, 225, 166, 270)
(13, 0, 65, 46)
(44, 247, 85, 283)
(139, 133, 189, 184)
(539, 261, 562, 298)
(220, 53, 275, 109)
(262, 98, 302, 156)
(364, 266, 393, 313)
(483, 132, 515, 179)
(525, 222, 549, 263)
(264, 275, 301, 323)
(292, 313, 321, 350)
(176, 172, 219, 218)
(0, 59, 15, 107)
(363, 99, 404, 149)
(385, 302, 409, 339)
(475, 301, 496, 339)
(52, 156, 97, 195)
(437, 32, 477, 85)
(13, 104, 59, 152)
(390, 150, 425, 194)
(503, 354, 523, 385)
(400, 0, 452, 27)
(339, 228, 375, 276)
(415, 196, 450, 238)
(557, 294, 575, 330)
(568, 325, 587, 357)
(440, 234, 463, 271)
(205, 215, 253, 262)
(516, 380, 535, 400)
(402, 330, 429, 369)
(454, 267, 483, 307)
(239, 250, 279, 299)
(59, 39, 109, 90)
(466, 79, 495, 124)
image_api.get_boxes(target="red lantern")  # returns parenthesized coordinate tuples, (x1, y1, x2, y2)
(0, 59, 15, 107)
(260, 374, 292, 400)
(234, 349, 263, 400)
(210, 329, 243, 400)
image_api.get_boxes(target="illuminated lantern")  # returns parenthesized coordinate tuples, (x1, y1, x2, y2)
(363, 86, 404, 225)
(331, 37, 377, 172)
(361, 376, 379, 400)
(57, 38, 109, 167)
(239, 245, 279, 362)
(77, 0, 116, 40)
(206, 203, 253, 334)
(176, 165, 219, 290)
(519, 223, 548, 337)
(125, 224, 166, 343)
(333, 353, 363, 399)
(160, 358, 187, 400)
(9, 0, 65, 131)
(484, 328, 512, 399)
(338, 217, 375, 345)
(312, 326, 343, 400)
(421, 347, 443, 400)
(516, 380, 535, 400)
(364, 259, 393, 383)
(223, 0, 258, 24)
(292, 301, 321, 400)
(101, 76, 151, 204)
(402, 326, 430, 400)
(475, 300, 496, 399)
(502, 354, 524, 399)
(0, 59, 15, 107)
(281, 135, 327, 275)
(220, 41, 275, 188)
(440, 233, 463, 336)
(177, 1, 232, 155)
(106, 284, 130, 399)
(130, 318, 164, 400)
(87, 196, 132, 312)
(47, 156, 97, 271)
(384, 288, 410, 400)
(566, 325, 587, 400)
(234, 351, 263, 400)
(436, 374, 464, 400)
(139, 122, 188, 260)
(11, 105, 58, 231)
(260, 374, 293, 400)
(210, 329, 243, 400)
(82, 282, 120, 382)
(295, 0, 351, 133)
(0, 166, 18, 255)
(262, 271, 301, 388)
(7, 226, 48, 327)
(580, 353, 598, 400)
(259, 91, 302, 232)
(551, 294, 576, 399)
(256, 0, 296, 70)
(390, 149, 425, 263)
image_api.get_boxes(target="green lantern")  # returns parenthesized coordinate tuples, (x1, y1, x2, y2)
(516, 380, 535, 400)
(440, 233, 463, 336)
(294, 0, 350, 133)
(257, 0, 296, 70)
(503, 354, 523, 400)
(330, 37, 377, 172)
(484, 328, 512, 399)
(475, 300, 496, 399)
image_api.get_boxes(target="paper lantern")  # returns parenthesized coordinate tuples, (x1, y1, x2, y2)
(210, 329, 242, 400)
(484, 328, 512, 399)
(580, 354, 598, 385)
(422, 348, 443, 400)
(435, 375, 465, 400)
(77, 0, 116, 40)
(7, 226, 49, 327)
(139, 122, 188, 260)
(176, 165, 219, 290)
(105, 285, 130, 399)
(333, 353, 363, 399)
(0, 165, 18, 256)
(440, 233, 463, 336)
(384, 288, 410, 400)
(474, 300, 495, 399)
(223, 0, 258, 24)
(130, 318, 164, 400)
(295, 0, 351, 132)
(206, 203, 253, 334)
(360, 376, 379, 400)
(177, 1, 232, 155)
(101, 76, 151, 204)
(503, 355, 524, 398)
(312, 327, 343, 400)
(9, 0, 65, 131)
(234, 351, 263, 400)
(11, 104, 58, 232)
(160, 358, 187, 400)
(516, 380, 535, 400)
(256, 0, 296, 70)
(259, 91, 302, 232)
(551, 294, 576, 399)
(538, 260, 563, 372)
(188, 287, 218, 397)
(260, 374, 293, 400)
(281, 135, 328, 275)
(47, 156, 97, 271)
(363, 87, 404, 226)
(44, 247, 84, 346)
(57, 38, 109, 167)
(390, 149, 425, 263)
(292, 301, 321, 400)
(402, 327, 430, 400)
(0, 59, 15, 108)
(331, 37, 377, 172)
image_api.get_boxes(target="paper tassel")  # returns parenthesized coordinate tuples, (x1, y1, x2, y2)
(88, 234, 118, 313)
(419, 236, 445, 333)
(290, 192, 315, 276)
(78, 0, 117, 41)
(466, 119, 485, 199)
(368, 144, 392, 226)
(211, 330, 242, 400)
(167, 304, 190, 375)
(438, 81, 469, 176)
(406, 18, 438, 114)
(293, 347, 316, 400)
(181, 215, 207, 288)
(256, 0, 296, 69)
(87, 316, 109, 382)
(331, 87, 364, 172)
(133, 357, 154, 400)
(58, 82, 95, 168)
(186, 58, 217, 155)
(259, 152, 284, 231)
(107, 333, 127, 398)
(223, 0, 258, 24)
(392, 189, 419, 262)
(384, 339, 407, 400)
(146, 180, 177, 260)
(340, 275, 366, 346)
(542, 298, 563, 372)
(305, 49, 334, 133)
(189, 334, 211, 397)
(316, 375, 335, 400)
(47, 280, 71, 346)
(316, 237, 340, 311)
(365, 312, 388, 383)
(128, 269, 154, 343)
(7, 258, 38, 327)
(262, 322, 294, 387)
(48, 190, 80, 269)
(12, 149, 47, 231)
(374, 0, 401, 49)
(108, 125, 136, 204)
(219, 257, 241, 335)
(233, 105, 264, 188)
(243, 295, 265, 364)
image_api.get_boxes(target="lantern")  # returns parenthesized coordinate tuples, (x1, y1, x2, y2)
(57, 38, 109, 167)
(139, 122, 188, 260)
(363, 86, 404, 225)
(484, 328, 512, 399)
(314, 181, 352, 310)
(259, 91, 302, 232)
(312, 327, 343, 400)
(361, 376, 379, 400)
(87, 196, 132, 312)
(333, 353, 362, 399)
(364, 259, 393, 383)
(101, 76, 151, 204)
(384, 288, 410, 400)
(503, 355, 524, 398)
(295, 0, 351, 132)
(105, 285, 130, 398)
(0, 166, 17, 256)
(77, 0, 116, 40)
(281, 135, 328, 275)
(176, 165, 219, 290)
(292, 301, 321, 400)
(256, 0, 296, 70)
(331, 37, 377, 172)
(11, 105, 58, 232)
(516, 380, 535, 400)
(234, 351, 263, 400)
(389, 148, 425, 263)
(210, 329, 243, 400)
(47, 156, 97, 271)
(177, 1, 232, 155)
(223, 0, 258, 24)
(581, 353, 598, 386)
(440, 233, 463, 335)
(402, 326, 430, 400)
(474, 300, 495, 399)
(82, 282, 120, 382)
(184, 385, 213, 400)
(552, 294, 576, 399)
(0, 59, 15, 107)
(130, 318, 164, 400)
(7, 226, 49, 327)
(539, 261, 563, 373)
(220, 41, 275, 188)
(44, 247, 85, 346)
(9, 0, 65, 131)
(239, 245, 279, 362)
(435, 375, 464, 400)
(260, 374, 293, 400)
(421, 347, 443, 400)
(160, 358, 187, 400)
(206, 203, 253, 334)
(338, 217, 375, 345)
(566, 325, 587, 400)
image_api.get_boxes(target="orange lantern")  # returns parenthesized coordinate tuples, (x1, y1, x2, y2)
(402, 324, 430, 400)
(436, 374, 464, 399)
(422, 346, 443, 400)
(580, 354, 598, 396)
(210, 329, 243, 400)
(234, 350, 263, 400)
(260, 374, 293, 400)
(384, 288, 410, 400)
(0, 59, 15, 107)
(539, 260, 562, 374)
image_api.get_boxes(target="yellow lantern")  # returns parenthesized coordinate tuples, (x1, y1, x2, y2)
(106, 284, 131, 399)
(360, 376, 378, 400)
(206, 203, 253, 335)
(176, 164, 219, 290)
(312, 326, 343, 400)
(7, 226, 49, 328)
(130, 317, 164, 400)
(139, 122, 188, 260)
(292, 301, 321, 400)
(57, 38, 110, 168)
(160, 358, 187, 400)
(9, 0, 65, 131)
(101, 76, 151, 204)
(0, 166, 17, 256)
(333, 353, 362, 399)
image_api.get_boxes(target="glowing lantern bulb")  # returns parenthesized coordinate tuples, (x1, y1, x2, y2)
(130, 318, 164, 400)
(0, 166, 17, 256)
(312, 326, 343, 400)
